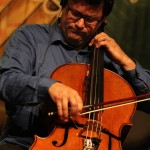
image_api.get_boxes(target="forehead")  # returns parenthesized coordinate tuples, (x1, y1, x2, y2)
(68, 0, 103, 17)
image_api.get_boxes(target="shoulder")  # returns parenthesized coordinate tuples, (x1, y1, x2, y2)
(10, 24, 56, 47)
(16, 24, 52, 38)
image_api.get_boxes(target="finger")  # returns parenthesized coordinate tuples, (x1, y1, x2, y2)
(74, 94, 83, 114)
(69, 95, 78, 116)
(95, 35, 112, 44)
(89, 38, 94, 46)
(93, 39, 108, 48)
(70, 90, 83, 115)
(62, 97, 69, 122)
(95, 37, 116, 48)
(89, 32, 107, 46)
(56, 99, 63, 120)
(89, 35, 112, 48)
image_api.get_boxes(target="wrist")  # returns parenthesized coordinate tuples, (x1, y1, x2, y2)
(121, 57, 136, 71)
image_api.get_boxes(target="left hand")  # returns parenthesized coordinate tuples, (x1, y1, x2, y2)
(89, 32, 136, 71)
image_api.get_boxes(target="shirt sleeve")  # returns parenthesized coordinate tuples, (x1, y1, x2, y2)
(0, 26, 56, 105)
(124, 61, 150, 94)
(124, 61, 150, 114)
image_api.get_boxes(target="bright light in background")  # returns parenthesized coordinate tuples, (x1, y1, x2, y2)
(129, 0, 138, 4)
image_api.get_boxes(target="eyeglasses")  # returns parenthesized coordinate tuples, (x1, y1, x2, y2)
(67, 5, 102, 26)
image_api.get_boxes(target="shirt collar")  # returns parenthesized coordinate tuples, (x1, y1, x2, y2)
(50, 22, 65, 44)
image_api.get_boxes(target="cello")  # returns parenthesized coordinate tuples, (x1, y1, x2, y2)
(29, 38, 138, 149)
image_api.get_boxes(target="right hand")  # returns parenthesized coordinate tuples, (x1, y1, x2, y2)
(48, 82, 83, 122)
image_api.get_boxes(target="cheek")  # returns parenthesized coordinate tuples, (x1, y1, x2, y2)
(60, 18, 68, 32)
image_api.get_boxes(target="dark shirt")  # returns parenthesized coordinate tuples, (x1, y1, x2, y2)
(0, 23, 150, 149)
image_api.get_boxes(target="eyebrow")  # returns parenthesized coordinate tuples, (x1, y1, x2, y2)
(70, 6, 101, 20)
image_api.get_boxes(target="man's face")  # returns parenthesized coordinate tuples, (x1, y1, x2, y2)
(59, 0, 104, 49)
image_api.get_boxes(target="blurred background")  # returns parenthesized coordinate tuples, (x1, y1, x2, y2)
(0, 0, 150, 150)
(0, 0, 150, 69)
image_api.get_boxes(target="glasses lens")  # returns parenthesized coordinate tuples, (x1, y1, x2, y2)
(67, 6, 100, 26)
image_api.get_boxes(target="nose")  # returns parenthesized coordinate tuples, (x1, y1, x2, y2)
(75, 18, 85, 29)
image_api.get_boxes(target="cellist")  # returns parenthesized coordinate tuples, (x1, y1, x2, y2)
(0, 0, 149, 150)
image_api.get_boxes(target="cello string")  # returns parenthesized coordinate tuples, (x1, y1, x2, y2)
(97, 47, 104, 140)
(92, 46, 100, 140)
(98, 111, 103, 138)
(90, 45, 104, 141)
(93, 46, 104, 140)
(91, 47, 98, 139)
(87, 45, 98, 141)
(85, 113, 91, 140)
(94, 47, 100, 139)
(89, 47, 95, 141)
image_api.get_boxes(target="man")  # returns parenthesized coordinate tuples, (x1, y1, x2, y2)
(0, 0, 149, 149)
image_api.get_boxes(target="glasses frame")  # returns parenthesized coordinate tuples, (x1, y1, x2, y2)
(66, 5, 102, 26)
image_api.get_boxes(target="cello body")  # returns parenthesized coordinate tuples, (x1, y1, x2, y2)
(30, 63, 136, 150)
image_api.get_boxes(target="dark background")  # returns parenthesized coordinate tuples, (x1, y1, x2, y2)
(105, 0, 150, 70)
